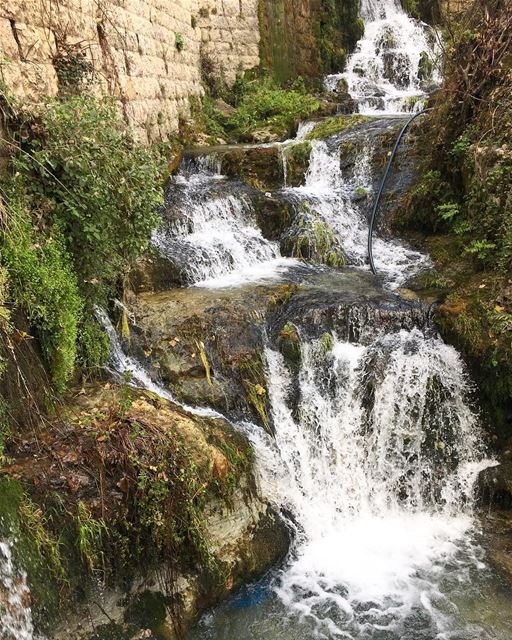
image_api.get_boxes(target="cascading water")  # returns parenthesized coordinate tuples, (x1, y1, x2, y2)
(0, 541, 41, 640)
(153, 164, 294, 288)
(190, 315, 499, 639)
(261, 332, 487, 637)
(283, 129, 431, 287)
(327, 0, 441, 113)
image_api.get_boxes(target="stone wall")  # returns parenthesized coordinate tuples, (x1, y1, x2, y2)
(0, 0, 259, 142)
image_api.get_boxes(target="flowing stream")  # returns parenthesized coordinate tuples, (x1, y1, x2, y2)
(1, 1, 509, 639)
(282, 132, 430, 287)
(153, 168, 295, 288)
(187, 308, 506, 639)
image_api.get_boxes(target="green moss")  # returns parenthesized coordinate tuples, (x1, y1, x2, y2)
(277, 322, 302, 372)
(418, 51, 434, 82)
(239, 353, 271, 433)
(207, 421, 254, 499)
(258, 0, 363, 82)
(321, 332, 334, 354)
(285, 141, 312, 186)
(221, 146, 284, 190)
(283, 211, 346, 268)
(75, 501, 108, 574)
(267, 284, 298, 311)
(305, 115, 371, 141)
(400, 0, 441, 23)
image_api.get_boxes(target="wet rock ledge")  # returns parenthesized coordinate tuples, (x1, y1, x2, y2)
(1, 384, 289, 639)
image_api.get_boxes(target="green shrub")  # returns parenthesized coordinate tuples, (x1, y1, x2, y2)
(1, 185, 82, 390)
(175, 33, 185, 52)
(13, 96, 163, 304)
(198, 75, 320, 142)
(1, 95, 164, 388)
(226, 76, 320, 139)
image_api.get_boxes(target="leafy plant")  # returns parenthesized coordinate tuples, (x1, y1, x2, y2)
(0, 94, 164, 388)
(12, 96, 163, 303)
(76, 501, 108, 574)
(465, 239, 496, 262)
(436, 202, 460, 222)
(175, 33, 185, 52)
(197, 74, 321, 142)
(1, 184, 82, 390)
(227, 76, 320, 139)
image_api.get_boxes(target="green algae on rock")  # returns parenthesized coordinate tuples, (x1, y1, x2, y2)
(305, 115, 371, 141)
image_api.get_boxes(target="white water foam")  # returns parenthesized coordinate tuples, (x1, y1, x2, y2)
(154, 173, 287, 287)
(194, 257, 300, 289)
(327, 0, 441, 114)
(286, 137, 430, 287)
(243, 328, 492, 637)
(0, 541, 42, 640)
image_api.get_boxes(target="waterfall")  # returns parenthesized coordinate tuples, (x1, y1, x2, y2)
(327, 0, 441, 113)
(154, 171, 293, 288)
(285, 135, 431, 287)
(241, 323, 493, 638)
(0, 541, 41, 640)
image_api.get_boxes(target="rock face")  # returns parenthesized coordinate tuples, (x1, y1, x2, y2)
(124, 268, 426, 427)
(125, 284, 295, 428)
(258, 0, 363, 83)
(480, 445, 512, 508)
(0, 0, 260, 142)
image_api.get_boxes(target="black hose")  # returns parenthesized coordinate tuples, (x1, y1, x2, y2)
(367, 108, 431, 275)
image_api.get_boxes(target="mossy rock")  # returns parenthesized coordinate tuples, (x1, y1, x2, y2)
(281, 212, 346, 269)
(89, 623, 142, 640)
(221, 146, 284, 191)
(128, 254, 183, 294)
(252, 192, 295, 241)
(320, 332, 335, 354)
(418, 51, 435, 86)
(277, 322, 302, 372)
(284, 141, 312, 187)
(3, 383, 290, 637)
(305, 115, 371, 141)
(238, 352, 272, 434)
(124, 591, 167, 634)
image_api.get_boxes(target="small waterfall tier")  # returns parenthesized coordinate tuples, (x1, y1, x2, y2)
(328, 0, 441, 113)
(154, 166, 292, 288)
(281, 120, 431, 288)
